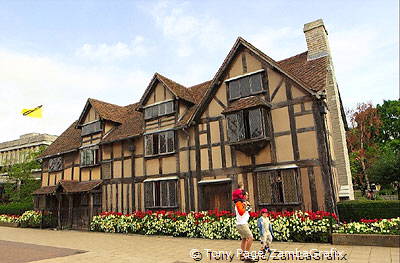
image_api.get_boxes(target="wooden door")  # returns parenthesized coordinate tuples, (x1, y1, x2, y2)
(202, 182, 231, 211)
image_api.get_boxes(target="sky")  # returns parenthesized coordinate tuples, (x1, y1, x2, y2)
(0, 0, 398, 142)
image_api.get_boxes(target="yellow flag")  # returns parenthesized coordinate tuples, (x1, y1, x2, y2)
(21, 105, 43, 118)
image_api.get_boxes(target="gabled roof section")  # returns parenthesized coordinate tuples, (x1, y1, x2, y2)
(277, 51, 328, 92)
(38, 120, 81, 159)
(77, 98, 128, 127)
(33, 180, 102, 195)
(139, 73, 196, 107)
(221, 96, 271, 114)
(188, 37, 321, 125)
(101, 103, 144, 143)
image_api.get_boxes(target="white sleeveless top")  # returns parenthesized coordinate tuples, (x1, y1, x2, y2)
(235, 205, 250, 225)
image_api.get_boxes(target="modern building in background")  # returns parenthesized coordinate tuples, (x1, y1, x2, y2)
(0, 133, 58, 199)
(34, 19, 353, 229)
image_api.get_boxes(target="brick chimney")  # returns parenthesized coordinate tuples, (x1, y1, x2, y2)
(303, 19, 355, 200)
(303, 19, 330, 60)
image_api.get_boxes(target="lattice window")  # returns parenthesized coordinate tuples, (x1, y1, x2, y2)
(229, 81, 241, 100)
(144, 182, 154, 208)
(248, 108, 264, 139)
(257, 169, 299, 205)
(228, 72, 264, 100)
(227, 112, 245, 142)
(282, 169, 299, 203)
(144, 101, 175, 120)
(167, 131, 174, 153)
(81, 120, 102, 136)
(80, 147, 98, 166)
(159, 133, 167, 154)
(250, 73, 263, 93)
(145, 135, 153, 156)
(145, 131, 175, 156)
(144, 180, 178, 208)
(49, 157, 63, 172)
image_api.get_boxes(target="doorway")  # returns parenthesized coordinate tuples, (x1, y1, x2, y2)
(200, 181, 232, 211)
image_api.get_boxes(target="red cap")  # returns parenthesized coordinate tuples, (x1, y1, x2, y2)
(232, 188, 244, 201)
(260, 208, 268, 214)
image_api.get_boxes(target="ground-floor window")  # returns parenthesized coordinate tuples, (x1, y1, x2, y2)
(144, 179, 177, 209)
(257, 169, 299, 205)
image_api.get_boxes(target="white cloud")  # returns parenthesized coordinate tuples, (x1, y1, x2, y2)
(248, 27, 305, 60)
(0, 49, 151, 142)
(149, 0, 226, 56)
(76, 36, 149, 61)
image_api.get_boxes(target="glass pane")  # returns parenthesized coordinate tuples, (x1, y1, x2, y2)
(145, 135, 153, 156)
(144, 182, 154, 208)
(271, 172, 284, 203)
(159, 103, 166, 116)
(153, 133, 159, 154)
(229, 80, 240, 100)
(151, 106, 159, 118)
(168, 181, 177, 206)
(237, 111, 246, 140)
(248, 108, 264, 138)
(257, 172, 272, 204)
(226, 114, 238, 142)
(167, 131, 174, 152)
(159, 133, 166, 153)
(154, 181, 161, 207)
(282, 169, 298, 202)
(161, 181, 168, 207)
(239, 77, 250, 97)
(165, 101, 174, 114)
(250, 74, 263, 93)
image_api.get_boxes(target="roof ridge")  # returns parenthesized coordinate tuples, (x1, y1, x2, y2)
(278, 51, 308, 63)
(88, 97, 124, 108)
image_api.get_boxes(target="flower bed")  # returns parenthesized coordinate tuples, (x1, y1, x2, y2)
(90, 210, 337, 242)
(0, 211, 55, 228)
(335, 218, 400, 235)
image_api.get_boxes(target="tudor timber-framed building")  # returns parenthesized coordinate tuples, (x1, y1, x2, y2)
(34, 19, 353, 229)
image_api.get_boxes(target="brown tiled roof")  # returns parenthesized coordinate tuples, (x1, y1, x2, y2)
(156, 73, 196, 104)
(221, 96, 270, 114)
(88, 98, 129, 124)
(33, 180, 102, 195)
(277, 51, 328, 92)
(59, 180, 102, 193)
(176, 80, 211, 127)
(38, 121, 81, 159)
(101, 103, 144, 143)
(33, 185, 56, 195)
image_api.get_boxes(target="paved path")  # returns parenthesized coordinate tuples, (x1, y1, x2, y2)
(0, 226, 399, 263)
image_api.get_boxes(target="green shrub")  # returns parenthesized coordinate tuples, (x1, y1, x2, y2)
(17, 210, 56, 228)
(338, 200, 400, 222)
(0, 202, 33, 215)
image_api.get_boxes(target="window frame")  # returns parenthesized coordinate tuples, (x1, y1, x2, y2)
(143, 100, 175, 120)
(144, 179, 178, 209)
(226, 107, 267, 143)
(144, 130, 175, 157)
(226, 70, 265, 101)
(80, 146, 99, 167)
(257, 169, 300, 205)
(48, 156, 63, 172)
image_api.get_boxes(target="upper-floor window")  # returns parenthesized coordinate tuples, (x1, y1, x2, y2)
(81, 120, 102, 136)
(48, 157, 63, 172)
(226, 108, 266, 143)
(227, 71, 264, 101)
(80, 146, 99, 167)
(144, 101, 174, 120)
(145, 130, 175, 156)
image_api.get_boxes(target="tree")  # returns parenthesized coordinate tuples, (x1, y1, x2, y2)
(377, 100, 400, 150)
(346, 102, 382, 191)
(1, 147, 44, 203)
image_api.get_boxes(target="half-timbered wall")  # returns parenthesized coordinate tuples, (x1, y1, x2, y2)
(41, 46, 338, 215)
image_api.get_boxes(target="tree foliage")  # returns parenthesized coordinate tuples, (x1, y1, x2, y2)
(1, 147, 44, 203)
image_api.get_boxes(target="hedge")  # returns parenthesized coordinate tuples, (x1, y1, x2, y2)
(0, 202, 33, 215)
(337, 200, 400, 222)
